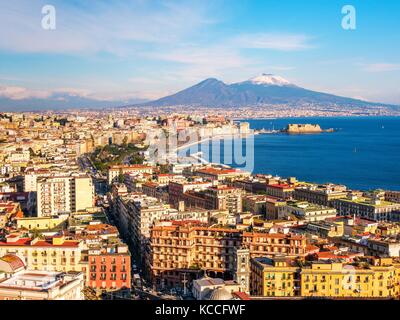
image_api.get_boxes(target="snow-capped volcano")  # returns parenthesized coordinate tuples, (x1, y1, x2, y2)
(142, 74, 386, 108)
(246, 73, 292, 86)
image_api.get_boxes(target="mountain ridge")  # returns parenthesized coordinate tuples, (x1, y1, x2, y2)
(140, 74, 393, 108)
(0, 94, 148, 112)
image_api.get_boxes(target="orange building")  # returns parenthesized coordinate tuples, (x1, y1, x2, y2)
(146, 220, 309, 288)
(88, 245, 131, 297)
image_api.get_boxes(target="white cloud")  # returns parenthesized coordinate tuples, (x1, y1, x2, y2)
(233, 33, 314, 51)
(0, 1, 316, 101)
(0, 0, 214, 55)
(362, 63, 400, 72)
(0, 86, 51, 100)
(0, 84, 151, 102)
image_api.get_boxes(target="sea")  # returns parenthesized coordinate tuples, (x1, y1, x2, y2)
(181, 116, 400, 191)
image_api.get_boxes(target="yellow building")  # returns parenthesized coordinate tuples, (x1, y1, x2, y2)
(0, 235, 85, 273)
(250, 256, 400, 299)
(16, 215, 69, 231)
(250, 257, 300, 297)
(300, 258, 400, 298)
(306, 220, 344, 238)
(376, 223, 400, 237)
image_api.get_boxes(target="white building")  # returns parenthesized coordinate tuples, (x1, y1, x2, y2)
(0, 271, 84, 300)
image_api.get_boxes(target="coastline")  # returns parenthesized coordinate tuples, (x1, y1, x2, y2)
(176, 117, 400, 191)
(176, 133, 253, 152)
(235, 115, 400, 121)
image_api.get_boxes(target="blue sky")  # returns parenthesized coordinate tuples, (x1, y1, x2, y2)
(0, 0, 400, 104)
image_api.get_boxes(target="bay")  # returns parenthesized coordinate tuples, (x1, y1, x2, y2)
(183, 117, 400, 191)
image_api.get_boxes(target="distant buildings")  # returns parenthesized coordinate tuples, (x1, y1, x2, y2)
(385, 191, 400, 204)
(294, 184, 348, 206)
(194, 167, 250, 182)
(108, 165, 154, 185)
(281, 201, 337, 222)
(333, 193, 400, 221)
(170, 183, 243, 214)
(265, 184, 295, 200)
(0, 201, 23, 228)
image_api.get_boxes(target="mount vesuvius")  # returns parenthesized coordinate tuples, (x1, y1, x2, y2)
(141, 74, 389, 108)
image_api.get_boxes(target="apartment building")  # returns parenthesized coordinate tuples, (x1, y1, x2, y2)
(385, 191, 400, 204)
(168, 181, 212, 207)
(146, 220, 309, 288)
(173, 184, 243, 214)
(333, 194, 400, 221)
(265, 184, 294, 200)
(194, 167, 250, 182)
(300, 258, 400, 298)
(305, 220, 345, 238)
(250, 257, 300, 297)
(37, 175, 94, 217)
(281, 201, 337, 222)
(0, 235, 84, 273)
(367, 239, 400, 257)
(250, 256, 400, 299)
(114, 193, 171, 256)
(88, 244, 131, 296)
(241, 232, 307, 257)
(107, 164, 154, 185)
(204, 185, 243, 214)
(23, 169, 51, 192)
(147, 221, 243, 288)
(0, 270, 84, 300)
(294, 184, 348, 206)
(16, 214, 69, 231)
(243, 195, 287, 219)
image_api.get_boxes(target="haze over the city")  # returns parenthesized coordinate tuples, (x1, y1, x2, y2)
(1, 0, 400, 110)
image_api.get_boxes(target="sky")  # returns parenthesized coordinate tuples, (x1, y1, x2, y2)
(0, 0, 400, 105)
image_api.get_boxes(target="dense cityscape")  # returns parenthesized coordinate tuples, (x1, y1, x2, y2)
(2, 2, 400, 314)
(1, 110, 400, 301)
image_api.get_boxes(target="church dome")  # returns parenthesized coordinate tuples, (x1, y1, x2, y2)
(208, 287, 234, 300)
(0, 254, 25, 273)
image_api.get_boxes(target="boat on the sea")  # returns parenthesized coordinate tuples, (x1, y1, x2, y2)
(254, 128, 281, 135)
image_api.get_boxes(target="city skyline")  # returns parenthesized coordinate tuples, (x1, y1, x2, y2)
(1, 0, 400, 109)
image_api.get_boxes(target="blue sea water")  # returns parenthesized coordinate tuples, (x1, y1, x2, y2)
(183, 117, 400, 191)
